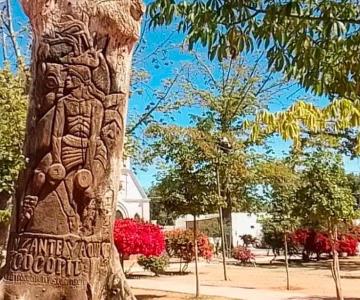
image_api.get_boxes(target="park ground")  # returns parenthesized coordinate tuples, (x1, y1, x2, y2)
(126, 249, 360, 300)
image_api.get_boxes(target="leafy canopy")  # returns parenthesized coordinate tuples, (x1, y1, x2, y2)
(258, 159, 300, 232)
(146, 55, 284, 217)
(295, 150, 356, 228)
(148, 0, 360, 97)
(148, 131, 221, 217)
(0, 66, 27, 195)
(247, 98, 360, 155)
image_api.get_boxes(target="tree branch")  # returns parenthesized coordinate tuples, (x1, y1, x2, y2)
(127, 65, 185, 134)
(241, 4, 360, 25)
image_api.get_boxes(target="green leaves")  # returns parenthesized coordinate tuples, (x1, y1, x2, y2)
(0, 66, 27, 194)
(259, 150, 356, 234)
(295, 150, 356, 227)
(142, 54, 294, 218)
(258, 159, 300, 232)
(147, 0, 360, 96)
(249, 98, 360, 155)
(0, 209, 11, 224)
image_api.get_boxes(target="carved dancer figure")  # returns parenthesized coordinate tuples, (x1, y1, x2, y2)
(52, 65, 107, 187)
(20, 64, 107, 235)
(53, 64, 107, 233)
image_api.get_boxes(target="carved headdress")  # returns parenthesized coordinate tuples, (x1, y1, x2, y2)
(66, 65, 92, 84)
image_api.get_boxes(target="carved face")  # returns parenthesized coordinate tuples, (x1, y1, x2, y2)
(65, 74, 83, 90)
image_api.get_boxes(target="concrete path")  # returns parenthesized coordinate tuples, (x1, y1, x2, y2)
(128, 277, 321, 300)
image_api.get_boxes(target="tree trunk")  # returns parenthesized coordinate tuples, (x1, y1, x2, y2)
(193, 215, 200, 298)
(222, 206, 232, 257)
(284, 232, 290, 291)
(216, 166, 228, 281)
(179, 257, 182, 274)
(330, 225, 344, 300)
(224, 169, 233, 256)
(218, 207, 228, 281)
(0, 1, 144, 299)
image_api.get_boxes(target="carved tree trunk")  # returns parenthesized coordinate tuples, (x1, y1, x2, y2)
(1, 1, 143, 299)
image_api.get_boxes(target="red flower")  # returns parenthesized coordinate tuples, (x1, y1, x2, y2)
(165, 229, 213, 262)
(114, 218, 165, 257)
(232, 246, 255, 263)
(289, 228, 359, 258)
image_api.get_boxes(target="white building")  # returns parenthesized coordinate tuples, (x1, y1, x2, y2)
(174, 212, 263, 246)
(116, 160, 150, 221)
(231, 213, 263, 246)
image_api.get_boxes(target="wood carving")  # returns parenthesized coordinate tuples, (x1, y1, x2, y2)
(1, 1, 143, 299)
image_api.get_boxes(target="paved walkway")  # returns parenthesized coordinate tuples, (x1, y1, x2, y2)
(129, 277, 320, 300)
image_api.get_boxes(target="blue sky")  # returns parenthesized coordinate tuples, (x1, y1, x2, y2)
(130, 24, 360, 188)
(8, 1, 360, 189)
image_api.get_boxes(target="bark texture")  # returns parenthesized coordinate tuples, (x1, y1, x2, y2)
(1, 1, 143, 299)
(330, 226, 344, 300)
(284, 232, 290, 291)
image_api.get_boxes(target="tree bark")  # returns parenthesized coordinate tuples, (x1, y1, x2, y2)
(193, 215, 200, 298)
(284, 232, 290, 291)
(216, 165, 228, 281)
(330, 225, 344, 300)
(0, 1, 144, 299)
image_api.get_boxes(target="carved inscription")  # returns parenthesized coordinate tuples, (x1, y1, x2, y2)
(4, 273, 86, 287)
(5, 234, 111, 285)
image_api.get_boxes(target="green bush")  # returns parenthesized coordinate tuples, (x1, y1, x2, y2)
(137, 255, 169, 276)
(0, 209, 11, 224)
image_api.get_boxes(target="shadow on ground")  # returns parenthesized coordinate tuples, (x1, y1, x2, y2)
(240, 258, 360, 272)
(126, 274, 155, 279)
(127, 271, 191, 278)
(135, 294, 165, 299)
(342, 275, 360, 279)
(289, 297, 360, 300)
(201, 283, 255, 290)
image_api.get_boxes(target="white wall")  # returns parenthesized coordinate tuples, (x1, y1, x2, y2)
(173, 213, 263, 246)
(116, 167, 150, 221)
(231, 213, 263, 246)
(120, 172, 144, 201)
(118, 199, 150, 220)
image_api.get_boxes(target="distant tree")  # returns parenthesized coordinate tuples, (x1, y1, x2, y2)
(153, 166, 219, 297)
(0, 66, 27, 198)
(295, 150, 356, 300)
(0, 65, 27, 252)
(145, 54, 290, 249)
(259, 159, 300, 290)
(148, 189, 177, 226)
(149, 128, 221, 297)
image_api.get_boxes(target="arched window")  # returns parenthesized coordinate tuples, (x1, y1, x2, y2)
(116, 210, 124, 219)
